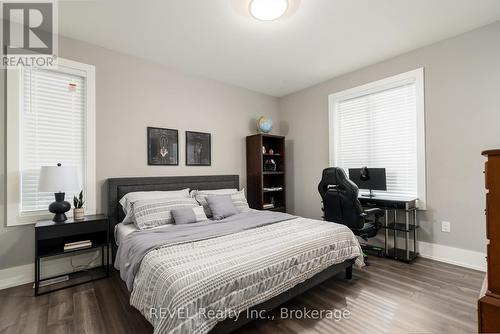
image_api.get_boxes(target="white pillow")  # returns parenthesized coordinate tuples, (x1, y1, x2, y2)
(132, 197, 199, 230)
(190, 188, 238, 197)
(230, 190, 251, 213)
(191, 188, 238, 216)
(119, 189, 190, 224)
(193, 189, 249, 217)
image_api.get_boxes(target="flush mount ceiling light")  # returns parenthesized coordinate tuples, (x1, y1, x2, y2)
(250, 0, 288, 21)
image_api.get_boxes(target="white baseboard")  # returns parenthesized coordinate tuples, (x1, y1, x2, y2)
(0, 250, 105, 290)
(417, 241, 486, 272)
(0, 263, 34, 290)
(372, 234, 487, 272)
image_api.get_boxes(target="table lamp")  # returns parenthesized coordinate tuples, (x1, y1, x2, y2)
(38, 163, 79, 223)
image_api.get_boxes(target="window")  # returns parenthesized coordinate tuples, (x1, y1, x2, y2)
(328, 68, 426, 208)
(7, 59, 96, 225)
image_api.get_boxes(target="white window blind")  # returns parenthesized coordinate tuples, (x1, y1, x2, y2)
(20, 67, 86, 213)
(331, 69, 425, 202)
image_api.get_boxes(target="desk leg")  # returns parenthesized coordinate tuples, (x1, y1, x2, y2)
(393, 210, 397, 259)
(414, 209, 418, 256)
(106, 244, 110, 276)
(34, 256, 39, 296)
(384, 209, 389, 255)
(405, 208, 410, 262)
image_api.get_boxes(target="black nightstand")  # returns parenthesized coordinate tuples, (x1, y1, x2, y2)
(34, 214, 110, 296)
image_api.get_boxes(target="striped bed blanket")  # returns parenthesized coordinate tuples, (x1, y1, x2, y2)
(117, 211, 364, 334)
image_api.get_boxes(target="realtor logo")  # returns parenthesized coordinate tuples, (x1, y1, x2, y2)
(1, 1, 57, 67)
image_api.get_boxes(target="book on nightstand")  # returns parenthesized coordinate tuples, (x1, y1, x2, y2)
(64, 240, 92, 251)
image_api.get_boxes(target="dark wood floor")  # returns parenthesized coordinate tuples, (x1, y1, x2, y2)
(0, 256, 483, 334)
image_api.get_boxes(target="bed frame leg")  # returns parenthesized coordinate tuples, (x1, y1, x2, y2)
(345, 265, 353, 280)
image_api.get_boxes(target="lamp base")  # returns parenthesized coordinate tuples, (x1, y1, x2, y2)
(49, 192, 71, 223)
(52, 212, 68, 223)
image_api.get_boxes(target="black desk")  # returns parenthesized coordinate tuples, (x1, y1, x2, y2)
(359, 195, 419, 262)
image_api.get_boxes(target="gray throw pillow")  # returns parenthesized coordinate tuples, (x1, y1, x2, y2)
(171, 206, 207, 225)
(206, 195, 238, 220)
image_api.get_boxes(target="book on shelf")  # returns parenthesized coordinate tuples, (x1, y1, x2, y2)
(263, 187, 283, 192)
(263, 203, 275, 209)
(64, 240, 92, 251)
(65, 240, 91, 246)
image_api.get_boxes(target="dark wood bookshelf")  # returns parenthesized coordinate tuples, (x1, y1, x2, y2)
(246, 134, 286, 213)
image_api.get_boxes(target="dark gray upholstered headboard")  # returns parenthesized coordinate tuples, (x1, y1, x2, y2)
(107, 175, 239, 246)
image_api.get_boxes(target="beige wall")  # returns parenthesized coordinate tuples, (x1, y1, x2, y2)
(279, 21, 500, 253)
(0, 37, 279, 270)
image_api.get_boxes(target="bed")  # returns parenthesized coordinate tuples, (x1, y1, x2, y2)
(108, 175, 363, 334)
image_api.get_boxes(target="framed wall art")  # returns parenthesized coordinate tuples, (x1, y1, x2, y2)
(186, 131, 211, 166)
(147, 127, 179, 165)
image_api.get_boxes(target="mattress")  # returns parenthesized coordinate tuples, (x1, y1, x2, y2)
(114, 223, 138, 245)
(114, 222, 178, 245)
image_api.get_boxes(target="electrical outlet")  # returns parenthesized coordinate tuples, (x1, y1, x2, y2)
(441, 221, 451, 233)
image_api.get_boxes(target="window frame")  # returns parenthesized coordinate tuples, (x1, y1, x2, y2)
(6, 58, 96, 226)
(328, 68, 426, 209)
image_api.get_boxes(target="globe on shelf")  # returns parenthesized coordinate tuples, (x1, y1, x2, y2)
(257, 116, 273, 133)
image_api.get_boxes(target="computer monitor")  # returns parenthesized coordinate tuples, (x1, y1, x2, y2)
(348, 167, 387, 197)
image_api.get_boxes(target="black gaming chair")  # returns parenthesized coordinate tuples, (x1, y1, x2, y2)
(318, 167, 384, 262)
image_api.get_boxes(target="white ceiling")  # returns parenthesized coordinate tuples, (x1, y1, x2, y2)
(58, 0, 500, 97)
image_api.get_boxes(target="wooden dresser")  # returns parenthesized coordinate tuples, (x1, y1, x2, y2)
(479, 149, 500, 332)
